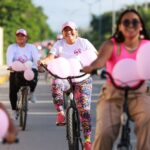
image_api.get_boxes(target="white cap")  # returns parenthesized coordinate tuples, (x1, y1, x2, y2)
(16, 29, 27, 36)
(61, 21, 77, 32)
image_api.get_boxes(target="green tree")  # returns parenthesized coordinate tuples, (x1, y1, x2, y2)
(82, 3, 150, 49)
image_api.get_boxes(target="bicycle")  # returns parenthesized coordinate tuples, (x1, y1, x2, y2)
(16, 81, 30, 131)
(41, 63, 86, 150)
(101, 70, 144, 150)
(8, 69, 30, 131)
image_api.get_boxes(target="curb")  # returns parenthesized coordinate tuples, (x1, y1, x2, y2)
(0, 74, 9, 85)
(0, 65, 9, 85)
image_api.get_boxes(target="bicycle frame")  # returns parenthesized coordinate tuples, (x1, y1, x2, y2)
(66, 78, 83, 150)
(17, 84, 30, 131)
(41, 64, 85, 150)
(101, 70, 144, 150)
(7, 68, 31, 131)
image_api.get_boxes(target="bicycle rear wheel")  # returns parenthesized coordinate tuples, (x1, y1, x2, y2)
(19, 88, 28, 130)
(66, 107, 80, 150)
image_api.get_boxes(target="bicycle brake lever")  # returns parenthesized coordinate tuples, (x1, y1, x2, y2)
(101, 70, 107, 79)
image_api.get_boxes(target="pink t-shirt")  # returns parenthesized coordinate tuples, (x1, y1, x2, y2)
(106, 39, 150, 74)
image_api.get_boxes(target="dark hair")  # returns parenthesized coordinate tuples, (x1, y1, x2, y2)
(112, 9, 150, 43)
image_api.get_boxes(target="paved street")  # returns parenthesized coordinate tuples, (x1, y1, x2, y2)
(0, 73, 136, 150)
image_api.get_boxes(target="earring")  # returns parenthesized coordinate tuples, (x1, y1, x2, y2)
(139, 28, 144, 39)
(140, 34, 144, 39)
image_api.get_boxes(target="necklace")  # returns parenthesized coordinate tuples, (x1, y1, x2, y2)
(124, 45, 139, 51)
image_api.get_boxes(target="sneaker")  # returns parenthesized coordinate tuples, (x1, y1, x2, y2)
(56, 112, 65, 126)
(84, 141, 92, 150)
(12, 110, 19, 120)
(28, 92, 36, 103)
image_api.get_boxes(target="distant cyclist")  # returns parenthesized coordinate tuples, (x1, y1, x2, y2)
(40, 21, 97, 150)
(6, 29, 39, 119)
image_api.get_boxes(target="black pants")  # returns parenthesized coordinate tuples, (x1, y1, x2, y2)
(9, 69, 38, 110)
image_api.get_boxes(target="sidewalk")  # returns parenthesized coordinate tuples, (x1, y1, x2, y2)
(0, 65, 9, 85)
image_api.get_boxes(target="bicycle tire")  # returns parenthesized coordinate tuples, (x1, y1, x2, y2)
(63, 92, 70, 110)
(19, 88, 28, 130)
(66, 107, 79, 150)
(117, 146, 132, 150)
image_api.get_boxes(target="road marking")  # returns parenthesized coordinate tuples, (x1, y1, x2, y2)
(0, 99, 98, 104)
(28, 112, 57, 115)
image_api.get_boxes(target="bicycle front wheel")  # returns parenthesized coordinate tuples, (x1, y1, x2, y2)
(66, 107, 79, 150)
(63, 92, 70, 110)
(19, 88, 28, 130)
(117, 147, 131, 150)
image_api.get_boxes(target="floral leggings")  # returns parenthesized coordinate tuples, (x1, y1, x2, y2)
(51, 77, 92, 138)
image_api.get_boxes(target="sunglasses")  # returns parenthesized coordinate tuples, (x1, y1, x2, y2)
(121, 19, 140, 28)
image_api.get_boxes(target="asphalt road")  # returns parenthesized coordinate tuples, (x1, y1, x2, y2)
(0, 73, 136, 150)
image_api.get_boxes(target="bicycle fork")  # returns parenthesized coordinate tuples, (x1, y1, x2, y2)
(66, 99, 83, 150)
(117, 88, 132, 150)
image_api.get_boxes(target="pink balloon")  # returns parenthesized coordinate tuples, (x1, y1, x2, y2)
(12, 61, 25, 71)
(68, 58, 82, 76)
(0, 109, 9, 139)
(112, 59, 141, 87)
(47, 57, 71, 78)
(136, 42, 150, 79)
(79, 50, 97, 66)
(24, 69, 34, 81)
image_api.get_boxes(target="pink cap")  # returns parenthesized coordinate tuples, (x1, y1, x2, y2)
(16, 29, 27, 36)
(61, 21, 77, 31)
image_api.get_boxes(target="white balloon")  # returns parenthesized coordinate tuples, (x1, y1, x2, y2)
(47, 57, 71, 78)
(68, 58, 82, 76)
(24, 61, 33, 69)
(136, 42, 150, 79)
(79, 50, 97, 66)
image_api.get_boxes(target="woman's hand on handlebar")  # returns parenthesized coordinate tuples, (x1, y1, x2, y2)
(80, 66, 94, 74)
(7, 67, 13, 72)
(37, 60, 47, 73)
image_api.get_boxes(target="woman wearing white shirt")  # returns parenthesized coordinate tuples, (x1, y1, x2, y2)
(6, 29, 39, 119)
(41, 21, 97, 150)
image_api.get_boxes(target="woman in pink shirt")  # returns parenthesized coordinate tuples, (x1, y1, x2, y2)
(82, 9, 150, 150)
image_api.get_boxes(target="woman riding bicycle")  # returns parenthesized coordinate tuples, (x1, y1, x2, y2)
(40, 21, 97, 150)
(6, 29, 39, 120)
(82, 9, 150, 150)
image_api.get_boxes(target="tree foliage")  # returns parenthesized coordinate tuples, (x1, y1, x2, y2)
(82, 3, 150, 49)
(0, 0, 55, 62)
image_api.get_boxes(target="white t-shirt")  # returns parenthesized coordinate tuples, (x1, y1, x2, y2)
(50, 37, 97, 82)
(6, 43, 39, 69)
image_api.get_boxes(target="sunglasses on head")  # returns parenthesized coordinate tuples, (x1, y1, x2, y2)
(121, 19, 140, 28)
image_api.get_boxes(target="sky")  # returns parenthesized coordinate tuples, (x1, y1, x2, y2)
(32, 0, 149, 33)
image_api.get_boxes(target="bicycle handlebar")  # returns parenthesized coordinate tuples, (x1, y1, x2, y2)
(101, 70, 145, 91)
(40, 63, 87, 80)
